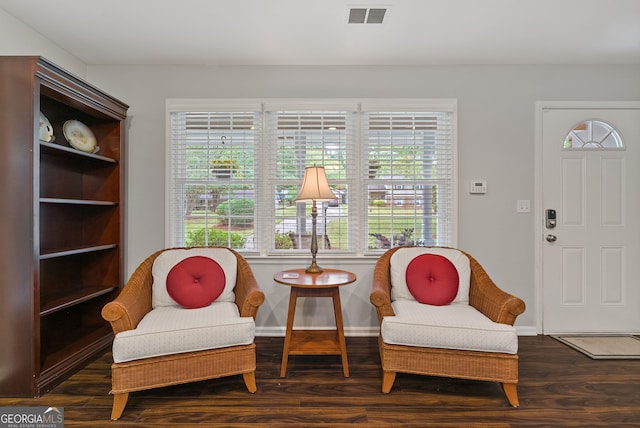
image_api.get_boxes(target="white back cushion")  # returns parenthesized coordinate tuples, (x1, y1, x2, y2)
(152, 248, 237, 308)
(390, 247, 470, 303)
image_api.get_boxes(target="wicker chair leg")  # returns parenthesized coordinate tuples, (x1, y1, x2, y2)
(243, 371, 257, 393)
(501, 383, 519, 407)
(110, 392, 129, 420)
(381, 370, 396, 393)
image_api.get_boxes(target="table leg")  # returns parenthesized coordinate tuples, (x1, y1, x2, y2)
(332, 288, 349, 377)
(280, 287, 298, 377)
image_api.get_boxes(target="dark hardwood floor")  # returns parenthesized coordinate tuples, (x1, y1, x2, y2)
(0, 335, 638, 427)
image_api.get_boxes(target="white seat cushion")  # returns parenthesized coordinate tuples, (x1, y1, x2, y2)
(381, 300, 518, 354)
(112, 302, 255, 363)
(152, 248, 238, 308)
(390, 247, 471, 304)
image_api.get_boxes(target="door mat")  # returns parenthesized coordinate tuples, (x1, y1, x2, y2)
(553, 335, 640, 359)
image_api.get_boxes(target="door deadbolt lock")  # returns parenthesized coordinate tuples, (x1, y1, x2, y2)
(545, 209, 557, 229)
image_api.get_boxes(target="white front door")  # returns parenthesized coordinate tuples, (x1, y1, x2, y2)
(540, 103, 640, 334)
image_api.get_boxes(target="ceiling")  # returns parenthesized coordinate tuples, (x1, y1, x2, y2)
(1, 0, 639, 66)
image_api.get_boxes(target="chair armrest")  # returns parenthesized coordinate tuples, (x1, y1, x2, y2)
(231, 249, 265, 319)
(101, 249, 160, 335)
(370, 248, 397, 324)
(465, 252, 526, 326)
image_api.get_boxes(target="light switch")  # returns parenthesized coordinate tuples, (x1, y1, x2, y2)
(517, 199, 531, 213)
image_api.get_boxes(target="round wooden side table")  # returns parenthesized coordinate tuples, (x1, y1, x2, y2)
(274, 268, 357, 377)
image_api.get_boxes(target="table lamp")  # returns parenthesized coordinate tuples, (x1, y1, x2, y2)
(295, 165, 336, 273)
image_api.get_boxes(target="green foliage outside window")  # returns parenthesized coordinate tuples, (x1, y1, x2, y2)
(215, 198, 254, 227)
(185, 227, 246, 248)
(275, 231, 294, 249)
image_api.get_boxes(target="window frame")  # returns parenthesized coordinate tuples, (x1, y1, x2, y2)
(166, 98, 458, 256)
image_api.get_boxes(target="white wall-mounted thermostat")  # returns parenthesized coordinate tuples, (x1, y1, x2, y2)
(469, 180, 487, 194)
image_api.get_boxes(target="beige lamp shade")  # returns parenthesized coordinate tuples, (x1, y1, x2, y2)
(295, 166, 336, 202)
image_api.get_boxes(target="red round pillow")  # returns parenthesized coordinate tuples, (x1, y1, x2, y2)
(166, 256, 226, 309)
(405, 253, 459, 306)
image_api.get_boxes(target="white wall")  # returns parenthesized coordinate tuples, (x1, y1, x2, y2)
(3, 10, 640, 335)
(0, 9, 86, 77)
(84, 64, 640, 335)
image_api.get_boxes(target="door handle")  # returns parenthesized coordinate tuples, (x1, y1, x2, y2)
(546, 234, 557, 242)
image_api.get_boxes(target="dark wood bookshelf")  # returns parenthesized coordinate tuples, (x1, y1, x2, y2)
(0, 56, 128, 397)
(40, 285, 118, 316)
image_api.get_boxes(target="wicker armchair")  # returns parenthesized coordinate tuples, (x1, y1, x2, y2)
(370, 246, 526, 406)
(102, 247, 265, 420)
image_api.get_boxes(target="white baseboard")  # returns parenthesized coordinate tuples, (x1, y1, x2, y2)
(255, 326, 285, 337)
(257, 325, 537, 337)
(516, 326, 538, 336)
(256, 326, 379, 337)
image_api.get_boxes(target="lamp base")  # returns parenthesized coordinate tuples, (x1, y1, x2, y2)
(305, 200, 323, 274)
(305, 261, 323, 274)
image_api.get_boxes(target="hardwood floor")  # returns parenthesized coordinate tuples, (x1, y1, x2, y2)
(0, 335, 638, 427)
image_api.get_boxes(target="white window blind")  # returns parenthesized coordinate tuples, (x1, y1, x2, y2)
(167, 99, 457, 254)
(169, 110, 261, 250)
(363, 110, 454, 249)
(266, 109, 356, 252)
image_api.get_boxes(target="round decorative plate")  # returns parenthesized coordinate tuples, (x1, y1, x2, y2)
(63, 120, 97, 153)
(39, 112, 54, 142)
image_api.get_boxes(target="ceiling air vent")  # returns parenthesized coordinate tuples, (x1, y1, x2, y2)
(348, 8, 387, 24)
(348, 8, 367, 23)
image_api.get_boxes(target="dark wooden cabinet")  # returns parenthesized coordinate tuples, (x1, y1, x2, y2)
(0, 56, 128, 396)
